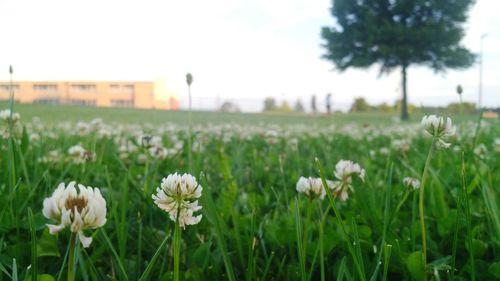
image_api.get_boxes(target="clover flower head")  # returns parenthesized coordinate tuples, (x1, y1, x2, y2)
(474, 143, 488, 158)
(42, 182, 107, 248)
(138, 135, 162, 149)
(392, 139, 410, 152)
(334, 160, 365, 182)
(296, 177, 326, 200)
(329, 180, 349, 201)
(0, 109, 22, 139)
(68, 145, 95, 164)
(403, 177, 420, 190)
(331, 160, 365, 201)
(421, 115, 455, 148)
(152, 173, 203, 228)
(0, 109, 21, 123)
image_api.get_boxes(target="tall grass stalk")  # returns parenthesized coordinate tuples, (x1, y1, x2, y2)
(418, 136, 436, 280)
(382, 244, 392, 281)
(317, 201, 325, 281)
(186, 74, 193, 173)
(315, 158, 366, 281)
(450, 170, 462, 281)
(28, 208, 37, 281)
(8, 65, 14, 133)
(173, 210, 182, 281)
(461, 152, 475, 281)
(137, 234, 170, 281)
(199, 173, 236, 281)
(294, 198, 306, 281)
(67, 233, 77, 281)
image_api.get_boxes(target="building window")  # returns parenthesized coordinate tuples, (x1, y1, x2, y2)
(34, 98, 60, 105)
(123, 84, 134, 94)
(110, 99, 133, 108)
(0, 84, 20, 92)
(69, 99, 96, 106)
(71, 84, 97, 92)
(33, 84, 58, 92)
(109, 84, 120, 93)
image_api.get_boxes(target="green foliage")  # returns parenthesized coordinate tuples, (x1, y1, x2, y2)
(350, 97, 371, 112)
(321, 0, 475, 72)
(263, 97, 277, 112)
(0, 104, 499, 280)
(447, 102, 476, 114)
(294, 99, 305, 113)
(321, 0, 476, 119)
(279, 101, 293, 113)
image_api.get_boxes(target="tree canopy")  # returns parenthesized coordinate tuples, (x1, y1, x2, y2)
(321, 0, 476, 119)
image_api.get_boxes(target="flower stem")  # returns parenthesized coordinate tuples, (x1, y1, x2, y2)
(187, 85, 193, 173)
(418, 138, 436, 281)
(173, 214, 182, 281)
(68, 233, 77, 281)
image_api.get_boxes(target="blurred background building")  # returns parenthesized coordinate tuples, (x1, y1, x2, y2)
(0, 80, 179, 110)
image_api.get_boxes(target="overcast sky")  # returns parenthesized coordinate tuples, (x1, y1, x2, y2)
(0, 0, 498, 111)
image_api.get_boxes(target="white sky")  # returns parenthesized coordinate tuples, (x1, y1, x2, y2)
(0, 0, 498, 112)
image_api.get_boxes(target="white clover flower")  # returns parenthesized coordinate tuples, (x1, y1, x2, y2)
(403, 177, 421, 190)
(43, 182, 107, 248)
(68, 145, 95, 164)
(149, 146, 168, 160)
(331, 160, 365, 201)
(296, 177, 326, 200)
(29, 133, 40, 142)
(0, 109, 22, 139)
(76, 121, 91, 136)
(379, 147, 390, 155)
(0, 109, 21, 122)
(334, 160, 365, 183)
(474, 143, 488, 158)
(138, 135, 162, 149)
(152, 173, 203, 228)
(38, 149, 61, 164)
(329, 180, 349, 201)
(391, 139, 410, 152)
(421, 115, 455, 148)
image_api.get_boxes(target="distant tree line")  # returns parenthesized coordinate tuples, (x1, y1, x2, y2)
(350, 97, 484, 114)
(263, 97, 305, 113)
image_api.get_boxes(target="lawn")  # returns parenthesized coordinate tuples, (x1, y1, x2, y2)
(0, 102, 499, 281)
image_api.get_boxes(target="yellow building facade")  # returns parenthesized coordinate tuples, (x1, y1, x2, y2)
(0, 80, 179, 110)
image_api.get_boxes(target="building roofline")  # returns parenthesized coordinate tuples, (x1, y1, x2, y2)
(0, 80, 154, 84)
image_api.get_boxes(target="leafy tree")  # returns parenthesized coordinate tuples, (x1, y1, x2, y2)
(321, 0, 475, 120)
(377, 102, 394, 113)
(263, 97, 277, 112)
(447, 101, 476, 114)
(279, 101, 293, 113)
(219, 101, 241, 113)
(294, 99, 305, 112)
(350, 97, 371, 112)
(394, 98, 416, 114)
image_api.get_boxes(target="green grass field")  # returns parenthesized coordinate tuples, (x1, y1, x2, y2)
(2, 102, 448, 125)
(1, 102, 499, 281)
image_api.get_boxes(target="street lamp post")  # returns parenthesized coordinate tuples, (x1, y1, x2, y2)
(478, 34, 487, 112)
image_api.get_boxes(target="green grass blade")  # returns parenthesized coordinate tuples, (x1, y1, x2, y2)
(100, 229, 130, 281)
(382, 244, 392, 281)
(28, 208, 38, 281)
(315, 158, 366, 281)
(138, 234, 170, 281)
(199, 173, 237, 281)
(294, 198, 306, 281)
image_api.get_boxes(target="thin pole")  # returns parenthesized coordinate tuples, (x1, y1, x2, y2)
(478, 34, 486, 112)
(9, 65, 14, 114)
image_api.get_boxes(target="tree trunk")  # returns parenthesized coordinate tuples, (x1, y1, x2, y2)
(401, 65, 409, 120)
